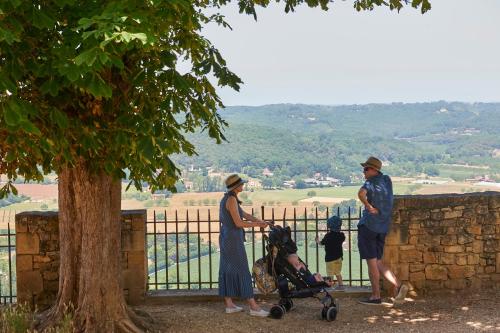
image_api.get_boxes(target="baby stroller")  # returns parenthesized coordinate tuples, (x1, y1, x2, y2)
(258, 224, 339, 321)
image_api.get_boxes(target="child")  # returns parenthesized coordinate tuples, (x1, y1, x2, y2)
(286, 254, 333, 287)
(317, 215, 346, 291)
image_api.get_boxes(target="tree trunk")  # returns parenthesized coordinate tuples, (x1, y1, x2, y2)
(40, 160, 143, 332)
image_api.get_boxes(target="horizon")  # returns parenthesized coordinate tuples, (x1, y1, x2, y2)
(220, 100, 500, 108)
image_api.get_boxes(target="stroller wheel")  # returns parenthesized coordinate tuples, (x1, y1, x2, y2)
(280, 299, 294, 312)
(321, 307, 328, 320)
(326, 306, 337, 322)
(270, 305, 285, 319)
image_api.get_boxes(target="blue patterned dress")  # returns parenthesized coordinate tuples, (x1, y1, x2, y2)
(218, 192, 254, 299)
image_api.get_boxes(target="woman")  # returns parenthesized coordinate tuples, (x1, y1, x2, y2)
(219, 174, 270, 317)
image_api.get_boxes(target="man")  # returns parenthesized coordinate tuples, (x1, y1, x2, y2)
(357, 156, 408, 305)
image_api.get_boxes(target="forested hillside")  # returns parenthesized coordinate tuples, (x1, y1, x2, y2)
(174, 102, 500, 181)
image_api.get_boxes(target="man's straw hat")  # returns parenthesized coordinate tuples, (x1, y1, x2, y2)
(360, 156, 382, 171)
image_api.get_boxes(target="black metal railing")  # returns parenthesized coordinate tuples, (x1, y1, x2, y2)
(0, 222, 16, 304)
(146, 206, 369, 291)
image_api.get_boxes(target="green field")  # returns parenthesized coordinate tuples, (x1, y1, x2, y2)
(247, 184, 414, 203)
(436, 164, 491, 181)
(148, 239, 368, 291)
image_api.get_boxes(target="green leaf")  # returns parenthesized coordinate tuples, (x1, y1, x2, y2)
(40, 79, 60, 96)
(3, 101, 22, 126)
(50, 108, 69, 129)
(21, 120, 42, 136)
(31, 8, 55, 29)
(138, 137, 155, 163)
(87, 75, 112, 98)
(74, 48, 98, 66)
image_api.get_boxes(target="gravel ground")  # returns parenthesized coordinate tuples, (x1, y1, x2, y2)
(139, 289, 500, 333)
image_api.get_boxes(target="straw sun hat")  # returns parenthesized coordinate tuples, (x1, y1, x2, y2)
(225, 174, 247, 191)
(360, 156, 382, 171)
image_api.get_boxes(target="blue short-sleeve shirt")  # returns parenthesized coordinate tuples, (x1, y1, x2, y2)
(357, 172, 394, 234)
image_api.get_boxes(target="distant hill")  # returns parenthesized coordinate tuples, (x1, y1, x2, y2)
(174, 102, 500, 181)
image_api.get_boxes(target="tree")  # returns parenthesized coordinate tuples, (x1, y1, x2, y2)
(0, 0, 430, 331)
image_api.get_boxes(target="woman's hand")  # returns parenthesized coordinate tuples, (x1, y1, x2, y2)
(256, 219, 270, 228)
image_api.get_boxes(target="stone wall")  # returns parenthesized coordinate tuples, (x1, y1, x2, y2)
(15, 210, 146, 309)
(384, 191, 500, 293)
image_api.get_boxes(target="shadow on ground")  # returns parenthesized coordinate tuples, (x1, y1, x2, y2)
(138, 290, 500, 333)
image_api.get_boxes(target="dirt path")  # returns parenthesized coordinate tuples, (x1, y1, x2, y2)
(139, 290, 500, 333)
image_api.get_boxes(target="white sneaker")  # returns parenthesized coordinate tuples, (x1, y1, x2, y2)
(394, 284, 408, 304)
(249, 309, 269, 317)
(225, 305, 243, 313)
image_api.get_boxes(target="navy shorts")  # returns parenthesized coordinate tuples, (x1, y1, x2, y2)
(357, 225, 386, 260)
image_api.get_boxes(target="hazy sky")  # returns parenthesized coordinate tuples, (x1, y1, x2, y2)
(202, 0, 500, 106)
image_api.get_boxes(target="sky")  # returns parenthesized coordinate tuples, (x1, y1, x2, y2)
(202, 0, 500, 106)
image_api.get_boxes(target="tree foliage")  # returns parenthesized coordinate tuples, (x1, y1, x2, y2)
(0, 0, 430, 196)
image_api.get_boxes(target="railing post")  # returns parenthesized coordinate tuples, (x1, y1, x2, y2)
(153, 212, 158, 290)
(261, 206, 265, 259)
(7, 222, 13, 303)
(208, 209, 213, 289)
(186, 210, 191, 290)
(197, 209, 201, 290)
(164, 210, 168, 290)
(315, 207, 319, 273)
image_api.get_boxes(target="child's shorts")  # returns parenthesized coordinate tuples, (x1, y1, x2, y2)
(326, 258, 343, 276)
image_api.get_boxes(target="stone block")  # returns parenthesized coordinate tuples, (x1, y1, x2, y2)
(409, 271, 426, 282)
(398, 263, 409, 281)
(42, 271, 59, 281)
(482, 224, 496, 235)
(127, 288, 145, 305)
(497, 253, 500, 273)
(425, 280, 444, 290)
(33, 255, 51, 263)
(430, 211, 444, 221)
(444, 279, 467, 289)
(444, 245, 464, 253)
(472, 241, 483, 254)
(441, 235, 457, 246)
(42, 279, 58, 293)
(444, 210, 462, 219)
(386, 224, 408, 245)
(17, 255, 33, 272)
(464, 266, 475, 278)
(131, 217, 146, 231)
(122, 269, 146, 289)
(447, 265, 465, 279)
(418, 235, 441, 246)
(128, 251, 146, 269)
(382, 245, 399, 263)
(423, 252, 438, 264)
(399, 249, 423, 263)
(16, 233, 40, 254)
(468, 254, 480, 265)
(440, 253, 455, 265)
(425, 265, 448, 280)
(410, 210, 430, 221)
(123, 230, 145, 252)
(457, 234, 474, 245)
(17, 270, 43, 294)
(485, 266, 496, 274)
(409, 264, 425, 273)
(475, 205, 489, 215)
(16, 220, 28, 233)
(456, 255, 467, 266)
